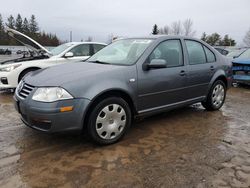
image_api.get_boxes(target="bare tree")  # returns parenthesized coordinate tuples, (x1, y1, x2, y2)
(171, 21, 183, 35)
(159, 25, 171, 35)
(243, 28, 250, 47)
(85, 36, 93, 42)
(183, 18, 196, 37)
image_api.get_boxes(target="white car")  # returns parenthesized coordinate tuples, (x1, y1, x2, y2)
(0, 29, 107, 89)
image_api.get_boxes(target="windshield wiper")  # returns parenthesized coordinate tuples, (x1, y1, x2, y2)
(88, 60, 111, 65)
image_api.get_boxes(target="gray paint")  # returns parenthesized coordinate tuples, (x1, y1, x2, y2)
(15, 35, 232, 132)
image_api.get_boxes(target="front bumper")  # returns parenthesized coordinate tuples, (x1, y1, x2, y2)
(233, 75, 250, 84)
(0, 71, 17, 89)
(14, 94, 91, 133)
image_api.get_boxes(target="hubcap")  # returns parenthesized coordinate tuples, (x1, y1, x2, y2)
(212, 84, 225, 108)
(96, 104, 126, 140)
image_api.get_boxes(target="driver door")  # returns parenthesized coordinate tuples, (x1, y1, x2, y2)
(137, 39, 188, 112)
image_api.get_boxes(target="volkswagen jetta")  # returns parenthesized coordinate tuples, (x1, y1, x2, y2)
(14, 36, 232, 145)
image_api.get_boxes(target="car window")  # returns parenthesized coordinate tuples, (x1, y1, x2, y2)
(69, 44, 90, 56)
(88, 39, 153, 65)
(238, 48, 250, 59)
(204, 46, 216, 63)
(149, 40, 183, 67)
(185, 40, 206, 65)
(93, 44, 106, 54)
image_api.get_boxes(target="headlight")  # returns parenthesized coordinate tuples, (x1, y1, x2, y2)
(0, 64, 22, 72)
(32, 87, 73, 102)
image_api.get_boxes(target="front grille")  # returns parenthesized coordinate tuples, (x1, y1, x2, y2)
(235, 71, 250, 76)
(18, 83, 35, 99)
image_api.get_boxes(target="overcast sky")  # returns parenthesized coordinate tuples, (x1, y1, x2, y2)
(1, 0, 250, 45)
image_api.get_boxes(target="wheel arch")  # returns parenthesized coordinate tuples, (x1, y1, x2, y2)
(82, 89, 137, 130)
(204, 72, 228, 102)
(18, 67, 41, 82)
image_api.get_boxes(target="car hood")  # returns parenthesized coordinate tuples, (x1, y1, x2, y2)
(232, 58, 250, 65)
(6, 28, 51, 55)
(24, 62, 130, 87)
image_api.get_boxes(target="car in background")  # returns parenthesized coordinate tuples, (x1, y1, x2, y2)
(14, 36, 232, 145)
(227, 48, 248, 59)
(0, 28, 107, 89)
(0, 49, 12, 55)
(214, 47, 229, 55)
(232, 48, 250, 85)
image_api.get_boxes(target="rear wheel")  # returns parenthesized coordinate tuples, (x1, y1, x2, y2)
(87, 97, 132, 145)
(202, 80, 226, 111)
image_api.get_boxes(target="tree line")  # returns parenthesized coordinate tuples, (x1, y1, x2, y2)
(151, 19, 248, 46)
(0, 14, 61, 46)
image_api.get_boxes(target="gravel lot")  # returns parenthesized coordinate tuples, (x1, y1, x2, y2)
(0, 86, 250, 188)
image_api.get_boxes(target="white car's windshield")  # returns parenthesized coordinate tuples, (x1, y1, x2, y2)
(88, 39, 153, 65)
(50, 43, 74, 56)
(227, 49, 245, 58)
(238, 48, 250, 59)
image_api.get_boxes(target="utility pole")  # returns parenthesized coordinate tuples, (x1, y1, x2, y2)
(70, 31, 72, 42)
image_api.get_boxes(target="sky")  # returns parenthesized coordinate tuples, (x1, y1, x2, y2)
(0, 0, 250, 45)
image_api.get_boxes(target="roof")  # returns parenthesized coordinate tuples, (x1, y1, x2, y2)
(65, 42, 107, 45)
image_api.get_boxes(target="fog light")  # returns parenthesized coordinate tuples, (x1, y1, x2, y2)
(60, 106, 73, 112)
(0, 77, 8, 85)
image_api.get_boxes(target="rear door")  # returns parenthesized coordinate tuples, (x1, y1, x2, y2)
(184, 40, 216, 99)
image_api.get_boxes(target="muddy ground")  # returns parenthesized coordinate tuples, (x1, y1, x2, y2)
(0, 86, 250, 188)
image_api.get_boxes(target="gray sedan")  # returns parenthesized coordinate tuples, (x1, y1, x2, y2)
(14, 35, 232, 145)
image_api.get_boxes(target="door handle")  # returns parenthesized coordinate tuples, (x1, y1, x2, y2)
(179, 70, 186, 76)
(210, 66, 215, 71)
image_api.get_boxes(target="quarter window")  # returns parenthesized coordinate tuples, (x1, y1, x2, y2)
(149, 40, 183, 67)
(204, 46, 216, 63)
(69, 44, 90, 56)
(185, 40, 206, 65)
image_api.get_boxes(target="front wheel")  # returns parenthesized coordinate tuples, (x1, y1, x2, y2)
(202, 80, 226, 111)
(87, 97, 132, 145)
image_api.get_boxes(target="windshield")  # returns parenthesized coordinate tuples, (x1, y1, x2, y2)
(88, 39, 153, 65)
(227, 49, 246, 58)
(238, 48, 250, 59)
(50, 43, 74, 56)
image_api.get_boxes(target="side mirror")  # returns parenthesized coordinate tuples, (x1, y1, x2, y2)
(147, 59, 167, 69)
(64, 52, 74, 58)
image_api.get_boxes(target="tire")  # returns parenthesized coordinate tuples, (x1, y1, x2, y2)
(87, 97, 132, 145)
(202, 80, 226, 111)
(18, 68, 39, 83)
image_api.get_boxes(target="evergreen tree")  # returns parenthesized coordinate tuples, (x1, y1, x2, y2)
(201, 32, 207, 42)
(6, 15, 15, 29)
(0, 14, 4, 31)
(15, 14, 23, 32)
(29, 15, 39, 34)
(23, 18, 30, 34)
(206, 33, 221, 46)
(0, 14, 6, 45)
(220, 35, 235, 46)
(201, 33, 236, 46)
(152, 24, 159, 35)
